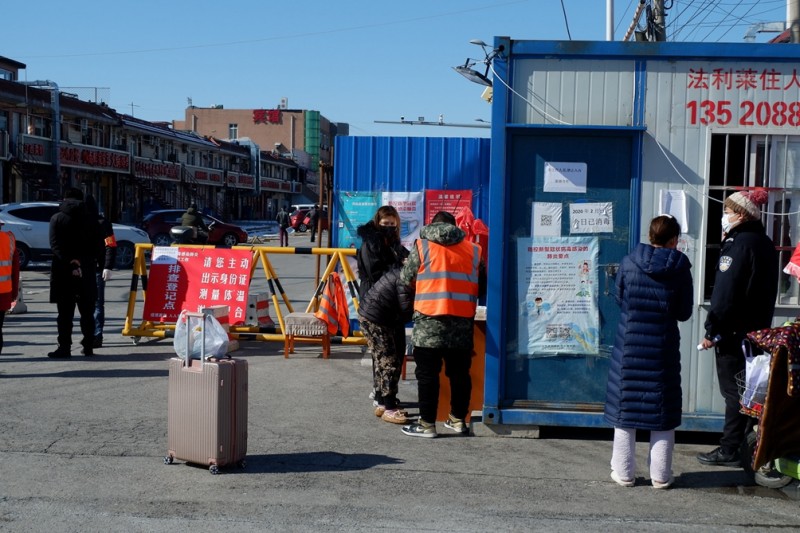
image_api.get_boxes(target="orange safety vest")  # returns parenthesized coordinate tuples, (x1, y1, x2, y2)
(414, 238, 480, 318)
(315, 273, 350, 337)
(0, 231, 16, 293)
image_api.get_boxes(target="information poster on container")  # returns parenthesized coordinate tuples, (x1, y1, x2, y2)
(382, 191, 424, 250)
(143, 247, 252, 325)
(569, 202, 613, 234)
(336, 191, 380, 248)
(517, 237, 600, 355)
(424, 189, 473, 224)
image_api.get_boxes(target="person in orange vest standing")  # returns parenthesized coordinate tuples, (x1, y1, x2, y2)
(399, 211, 486, 438)
(0, 220, 21, 355)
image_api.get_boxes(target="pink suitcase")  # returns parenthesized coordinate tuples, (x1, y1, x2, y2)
(165, 313, 248, 474)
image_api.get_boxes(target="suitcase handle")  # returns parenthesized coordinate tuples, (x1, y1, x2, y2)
(183, 310, 212, 367)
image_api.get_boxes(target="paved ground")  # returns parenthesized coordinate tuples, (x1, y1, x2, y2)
(2, 234, 800, 532)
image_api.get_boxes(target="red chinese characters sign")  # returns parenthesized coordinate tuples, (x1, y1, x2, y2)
(684, 64, 800, 127)
(143, 247, 252, 325)
(424, 190, 473, 224)
(252, 109, 281, 124)
(59, 144, 130, 171)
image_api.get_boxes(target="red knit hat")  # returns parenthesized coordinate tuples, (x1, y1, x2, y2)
(726, 189, 769, 219)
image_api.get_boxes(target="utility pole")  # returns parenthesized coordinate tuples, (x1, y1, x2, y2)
(790, 0, 800, 43)
(653, 0, 667, 41)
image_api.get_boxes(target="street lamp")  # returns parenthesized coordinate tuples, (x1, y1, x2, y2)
(452, 39, 504, 87)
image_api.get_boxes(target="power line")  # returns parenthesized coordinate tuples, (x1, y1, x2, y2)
(559, 0, 573, 40)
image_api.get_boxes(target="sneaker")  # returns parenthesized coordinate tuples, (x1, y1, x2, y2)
(92, 336, 103, 348)
(401, 420, 437, 438)
(374, 404, 386, 417)
(47, 347, 71, 359)
(381, 409, 409, 424)
(652, 476, 675, 489)
(443, 415, 469, 435)
(696, 447, 741, 467)
(81, 346, 94, 357)
(610, 470, 635, 487)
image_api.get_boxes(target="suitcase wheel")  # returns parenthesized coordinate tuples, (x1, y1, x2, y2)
(163, 456, 174, 465)
(209, 464, 220, 475)
(238, 459, 247, 469)
(132, 336, 141, 345)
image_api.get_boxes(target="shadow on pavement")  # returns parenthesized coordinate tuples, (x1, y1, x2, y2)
(241, 451, 405, 474)
(0, 368, 168, 379)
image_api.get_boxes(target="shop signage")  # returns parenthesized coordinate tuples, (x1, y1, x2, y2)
(59, 144, 130, 172)
(186, 165, 223, 186)
(19, 135, 52, 164)
(133, 157, 179, 182)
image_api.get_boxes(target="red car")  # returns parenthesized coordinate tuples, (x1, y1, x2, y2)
(290, 208, 329, 232)
(140, 209, 248, 246)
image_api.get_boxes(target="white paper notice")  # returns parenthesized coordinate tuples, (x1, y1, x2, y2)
(543, 162, 587, 193)
(532, 202, 562, 237)
(659, 190, 688, 234)
(569, 202, 613, 234)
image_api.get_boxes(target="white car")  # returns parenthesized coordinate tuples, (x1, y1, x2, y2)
(0, 202, 150, 270)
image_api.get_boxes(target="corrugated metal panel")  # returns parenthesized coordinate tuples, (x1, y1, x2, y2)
(332, 136, 490, 246)
(511, 59, 636, 126)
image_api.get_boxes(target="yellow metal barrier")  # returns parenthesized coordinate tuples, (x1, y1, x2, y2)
(121, 243, 366, 347)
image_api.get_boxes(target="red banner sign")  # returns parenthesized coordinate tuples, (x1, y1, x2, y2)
(143, 247, 252, 324)
(424, 189, 473, 224)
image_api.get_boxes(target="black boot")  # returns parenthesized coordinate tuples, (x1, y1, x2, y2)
(47, 346, 71, 359)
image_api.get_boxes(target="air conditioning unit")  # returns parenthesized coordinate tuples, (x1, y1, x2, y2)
(279, 97, 288, 109)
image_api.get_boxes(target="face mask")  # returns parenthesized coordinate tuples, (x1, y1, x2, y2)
(721, 213, 737, 234)
(379, 226, 397, 239)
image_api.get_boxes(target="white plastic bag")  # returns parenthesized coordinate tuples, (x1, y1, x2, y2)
(742, 341, 770, 408)
(173, 309, 229, 360)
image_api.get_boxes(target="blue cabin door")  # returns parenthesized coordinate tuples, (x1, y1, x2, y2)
(502, 129, 636, 413)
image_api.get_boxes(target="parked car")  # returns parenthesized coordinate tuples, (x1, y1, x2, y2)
(0, 202, 150, 270)
(290, 208, 329, 232)
(140, 209, 248, 247)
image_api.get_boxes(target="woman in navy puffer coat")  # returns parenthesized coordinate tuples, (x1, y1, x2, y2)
(604, 215, 693, 489)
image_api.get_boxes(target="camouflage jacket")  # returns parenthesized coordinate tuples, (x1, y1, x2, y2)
(400, 222, 486, 350)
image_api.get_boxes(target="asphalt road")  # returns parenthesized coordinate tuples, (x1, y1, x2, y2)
(2, 233, 800, 532)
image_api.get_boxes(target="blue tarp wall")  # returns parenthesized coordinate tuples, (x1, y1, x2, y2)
(332, 136, 491, 247)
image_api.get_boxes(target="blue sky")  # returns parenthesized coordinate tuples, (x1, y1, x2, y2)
(2, 1, 788, 139)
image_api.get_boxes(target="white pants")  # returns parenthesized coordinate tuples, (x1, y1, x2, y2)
(610, 427, 674, 483)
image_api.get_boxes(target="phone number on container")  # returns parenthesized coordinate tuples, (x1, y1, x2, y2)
(686, 100, 800, 126)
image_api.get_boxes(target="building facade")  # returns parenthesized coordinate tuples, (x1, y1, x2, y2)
(0, 58, 329, 224)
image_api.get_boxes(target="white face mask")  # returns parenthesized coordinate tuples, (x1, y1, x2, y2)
(721, 213, 737, 234)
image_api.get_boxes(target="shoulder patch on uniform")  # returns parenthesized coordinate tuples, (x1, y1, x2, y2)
(719, 255, 733, 272)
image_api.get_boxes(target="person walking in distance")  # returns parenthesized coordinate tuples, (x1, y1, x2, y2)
(399, 211, 486, 438)
(605, 215, 693, 489)
(276, 204, 290, 247)
(47, 187, 103, 358)
(0, 220, 20, 355)
(308, 205, 320, 243)
(85, 195, 116, 349)
(697, 190, 778, 467)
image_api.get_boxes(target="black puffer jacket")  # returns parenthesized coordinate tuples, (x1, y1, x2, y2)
(49, 199, 102, 302)
(356, 221, 408, 299)
(357, 267, 414, 327)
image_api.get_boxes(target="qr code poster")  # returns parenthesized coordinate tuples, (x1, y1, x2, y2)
(532, 202, 562, 237)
